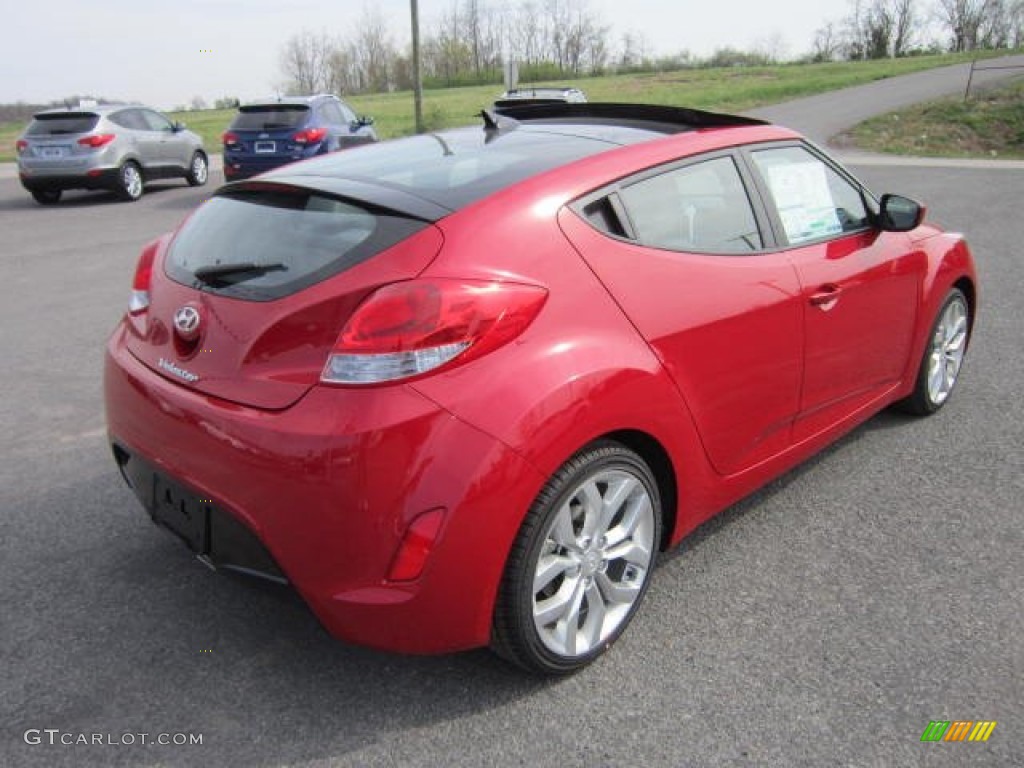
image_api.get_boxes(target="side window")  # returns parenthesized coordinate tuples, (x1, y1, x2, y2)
(140, 110, 173, 132)
(320, 102, 344, 125)
(618, 156, 763, 253)
(338, 102, 357, 124)
(751, 146, 869, 245)
(111, 109, 146, 131)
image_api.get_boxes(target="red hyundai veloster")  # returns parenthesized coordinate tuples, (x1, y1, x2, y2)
(105, 103, 976, 674)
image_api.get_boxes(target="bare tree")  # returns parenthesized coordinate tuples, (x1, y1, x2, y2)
(890, 0, 916, 56)
(812, 22, 841, 61)
(934, 0, 998, 51)
(280, 30, 334, 94)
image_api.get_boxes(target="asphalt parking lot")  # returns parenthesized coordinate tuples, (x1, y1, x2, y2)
(1, 148, 1022, 765)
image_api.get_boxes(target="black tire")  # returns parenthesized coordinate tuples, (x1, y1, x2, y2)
(30, 189, 61, 205)
(117, 161, 144, 201)
(492, 440, 662, 675)
(899, 287, 971, 416)
(186, 151, 208, 186)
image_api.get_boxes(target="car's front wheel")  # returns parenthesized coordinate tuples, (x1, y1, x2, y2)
(900, 287, 971, 415)
(492, 441, 661, 675)
(186, 152, 208, 186)
(30, 189, 61, 205)
(117, 161, 144, 201)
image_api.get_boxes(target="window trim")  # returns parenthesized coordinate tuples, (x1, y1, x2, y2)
(571, 148, 776, 256)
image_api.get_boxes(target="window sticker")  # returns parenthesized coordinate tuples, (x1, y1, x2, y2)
(764, 161, 843, 244)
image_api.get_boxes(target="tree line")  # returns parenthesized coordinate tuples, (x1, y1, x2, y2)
(279, 0, 1024, 96)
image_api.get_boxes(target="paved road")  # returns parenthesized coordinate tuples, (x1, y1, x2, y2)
(2, 75, 1023, 767)
(748, 53, 1024, 146)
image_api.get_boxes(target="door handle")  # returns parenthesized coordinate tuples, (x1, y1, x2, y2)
(809, 284, 841, 311)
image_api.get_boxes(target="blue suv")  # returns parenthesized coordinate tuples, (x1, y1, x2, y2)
(222, 94, 376, 180)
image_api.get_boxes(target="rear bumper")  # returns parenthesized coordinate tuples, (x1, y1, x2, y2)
(20, 168, 120, 192)
(104, 323, 545, 654)
(222, 149, 318, 180)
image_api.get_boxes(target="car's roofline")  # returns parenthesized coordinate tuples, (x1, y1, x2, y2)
(32, 104, 151, 117)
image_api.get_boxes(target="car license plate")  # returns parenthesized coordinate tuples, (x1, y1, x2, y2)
(40, 146, 66, 158)
(254, 141, 276, 153)
(152, 475, 210, 553)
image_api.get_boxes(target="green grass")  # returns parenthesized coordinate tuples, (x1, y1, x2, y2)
(842, 77, 1024, 159)
(0, 52, 1004, 162)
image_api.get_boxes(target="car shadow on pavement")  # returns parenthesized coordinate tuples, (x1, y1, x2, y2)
(0, 183, 202, 211)
(2, 469, 554, 768)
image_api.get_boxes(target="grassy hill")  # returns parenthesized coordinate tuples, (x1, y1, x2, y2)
(0, 52, 1000, 163)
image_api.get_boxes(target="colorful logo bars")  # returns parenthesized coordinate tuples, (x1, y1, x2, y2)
(921, 721, 997, 743)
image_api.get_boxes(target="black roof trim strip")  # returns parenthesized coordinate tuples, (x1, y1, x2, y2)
(490, 102, 767, 132)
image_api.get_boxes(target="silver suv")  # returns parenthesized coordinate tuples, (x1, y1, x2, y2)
(16, 104, 208, 204)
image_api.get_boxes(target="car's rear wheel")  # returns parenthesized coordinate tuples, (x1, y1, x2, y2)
(492, 441, 661, 675)
(117, 161, 144, 201)
(186, 151, 208, 186)
(900, 287, 970, 415)
(30, 189, 61, 205)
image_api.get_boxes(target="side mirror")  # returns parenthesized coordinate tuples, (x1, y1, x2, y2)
(879, 193, 925, 232)
(357, 116, 374, 128)
(173, 121, 187, 132)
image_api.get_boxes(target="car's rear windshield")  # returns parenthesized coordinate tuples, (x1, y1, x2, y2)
(27, 113, 99, 136)
(165, 188, 427, 301)
(230, 105, 309, 132)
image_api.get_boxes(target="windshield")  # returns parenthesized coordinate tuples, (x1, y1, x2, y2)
(27, 113, 100, 136)
(230, 105, 309, 132)
(165, 188, 427, 301)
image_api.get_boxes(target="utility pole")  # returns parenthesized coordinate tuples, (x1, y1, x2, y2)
(411, 0, 424, 133)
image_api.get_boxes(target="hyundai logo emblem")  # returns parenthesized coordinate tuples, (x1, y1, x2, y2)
(173, 304, 202, 341)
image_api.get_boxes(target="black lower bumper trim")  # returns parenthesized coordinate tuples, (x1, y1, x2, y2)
(112, 443, 287, 584)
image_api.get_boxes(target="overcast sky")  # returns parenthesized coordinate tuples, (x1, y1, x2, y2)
(3, 0, 854, 109)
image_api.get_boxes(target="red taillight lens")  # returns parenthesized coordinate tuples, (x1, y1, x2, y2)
(388, 508, 446, 582)
(77, 133, 115, 148)
(15, 139, 28, 154)
(293, 127, 327, 145)
(321, 279, 548, 385)
(128, 240, 159, 315)
(221, 131, 238, 147)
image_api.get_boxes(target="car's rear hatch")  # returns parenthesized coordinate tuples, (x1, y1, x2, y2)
(21, 112, 101, 161)
(227, 104, 314, 159)
(125, 179, 448, 410)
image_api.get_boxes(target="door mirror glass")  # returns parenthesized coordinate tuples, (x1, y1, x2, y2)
(879, 194, 924, 232)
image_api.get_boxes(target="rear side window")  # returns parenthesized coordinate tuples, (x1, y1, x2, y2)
(27, 113, 99, 136)
(619, 156, 763, 253)
(165, 188, 428, 301)
(230, 106, 309, 131)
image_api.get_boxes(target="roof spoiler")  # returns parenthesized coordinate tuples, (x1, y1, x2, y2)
(490, 102, 767, 131)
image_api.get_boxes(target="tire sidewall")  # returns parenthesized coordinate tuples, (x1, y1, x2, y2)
(912, 288, 969, 414)
(119, 161, 143, 201)
(509, 442, 662, 674)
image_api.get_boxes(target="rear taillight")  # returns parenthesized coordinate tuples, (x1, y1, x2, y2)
(78, 133, 115, 148)
(15, 139, 28, 154)
(292, 127, 327, 145)
(221, 131, 239, 147)
(321, 279, 548, 385)
(128, 240, 159, 315)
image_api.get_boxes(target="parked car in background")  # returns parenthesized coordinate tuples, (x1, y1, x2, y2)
(16, 104, 207, 204)
(495, 86, 587, 109)
(221, 94, 376, 181)
(106, 102, 976, 675)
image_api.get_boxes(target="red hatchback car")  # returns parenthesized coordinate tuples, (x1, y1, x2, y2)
(105, 103, 976, 674)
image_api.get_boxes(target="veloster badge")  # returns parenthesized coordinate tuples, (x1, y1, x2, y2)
(158, 357, 200, 383)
